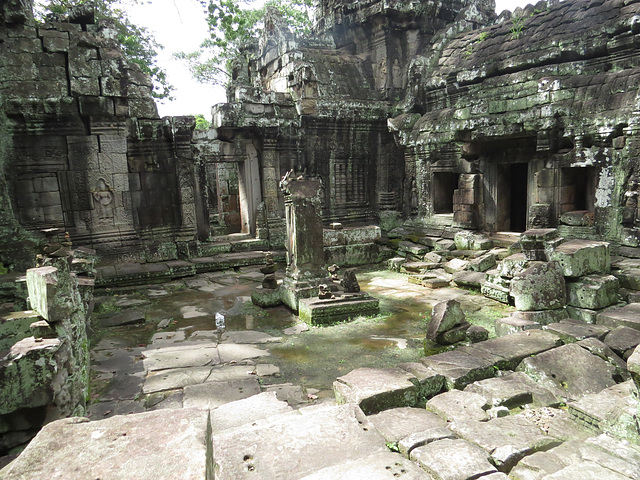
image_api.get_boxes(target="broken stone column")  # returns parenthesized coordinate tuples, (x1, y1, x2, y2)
(278, 171, 331, 310)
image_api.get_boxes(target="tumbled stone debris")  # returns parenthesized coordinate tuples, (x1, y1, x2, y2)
(604, 326, 640, 357)
(549, 239, 611, 277)
(566, 274, 619, 310)
(426, 299, 467, 343)
(510, 261, 566, 311)
(597, 302, 640, 330)
(334, 367, 419, 414)
(543, 320, 609, 343)
(212, 404, 387, 480)
(464, 371, 560, 409)
(0, 409, 211, 480)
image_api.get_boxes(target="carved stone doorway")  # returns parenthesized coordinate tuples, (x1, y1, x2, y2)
(497, 163, 529, 232)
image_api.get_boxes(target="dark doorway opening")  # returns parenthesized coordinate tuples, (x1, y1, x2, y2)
(433, 172, 459, 214)
(497, 163, 528, 232)
(561, 167, 597, 213)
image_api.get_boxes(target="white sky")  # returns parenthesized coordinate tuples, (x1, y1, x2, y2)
(128, 0, 534, 118)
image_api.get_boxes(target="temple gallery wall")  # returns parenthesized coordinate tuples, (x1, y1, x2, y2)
(1, 0, 640, 476)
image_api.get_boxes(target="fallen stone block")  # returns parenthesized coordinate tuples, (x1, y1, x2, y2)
(495, 316, 542, 337)
(596, 302, 640, 330)
(604, 326, 640, 357)
(397, 427, 456, 458)
(426, 389, 490, 422)
(398, 241, 429, 258)
(566, 274, 619, 310)
(568, 380, 638, 440)
(0, 409, 211, 480)
(517, 343, 617, 401)
(463, 329, 563, 371)
(410, 438, 498, 479)
(398, 362, 445, 399)
(464, 371, 560, 409)
(468, 252, 497, 272)
(452, 270, 486, 289)
(420, 349, 496, 390)
(481, 281, 510, 304)
(334, 367, 419, 414)
(450, 414, 562, 472)
(498, 253, 529, 278)
(549, 239, 611, 277)
(387, 257, 406, 272)
(543, 320, 609, 343)
(367, 406, 448, 444)
(298, 452, 429, 480)
(0, 310, 40, 351)
(212, 404, 387, 480)
(577, 338, 630, 382)
(510, 261, 566, 311)
(426, 299, 465, 342)
(443, 258, 469, 274)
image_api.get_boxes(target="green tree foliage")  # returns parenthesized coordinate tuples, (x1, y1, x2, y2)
(35, 0, 173, 99)
(194, 113, 211, 130)
(176, 0, 314, 86)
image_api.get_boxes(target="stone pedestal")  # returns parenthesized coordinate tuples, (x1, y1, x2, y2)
(298, 293, 380, 325)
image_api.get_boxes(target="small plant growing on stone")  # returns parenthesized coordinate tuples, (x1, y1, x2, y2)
(510, 15, 526, 40)
(478, 31, 490, 42)
(386, 442, 400, 453)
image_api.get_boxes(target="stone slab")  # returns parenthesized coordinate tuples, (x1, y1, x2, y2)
(298, 294, 380, 325)
(298, 452, 432, 480)
(410, 438, 497, 480)
(420, 349, 496, 390)
(211, 404, 387, 480)
(495, 316, 542, 337)
(216, 343, 270, 363)
(566, 274, 619, 310)
(450, 414, 562, 472)
(426, 390, 489, 422)
(142, 367, 214, 394)
(510, 261, 566, 311)
(220, 331, 282, 344)
(464, 371, 560, 409)
(142, 343, 221, 371)
(543, 320, 609, 343)
(549, 239, 611, 277)
(209, 391, 292, 433)
(604, 326, 640, 355)
(597, 302, 640, 330)
(334, 368, 419, 414)
(397, 427, 457, 458)
(0, 409, 210, 480)
(183, 378, 261, 409)
(517, 343, 617, 401)
(367, 407, 448, 444)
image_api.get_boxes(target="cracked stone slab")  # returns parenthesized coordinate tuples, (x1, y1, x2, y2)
(142, 343, 221, 371)
(142, 366, 215, 394)
(212, 404, 387, 480)
(334, 368, 419, 414)
(543, 320, 610, 343)
(298, 452, 432, 480)
(397, 427, 457, 458)
(183, 378, 261, 409)
(0, 409, 210, 480)
(367, 407, 448, 444)
(449, 414, 562, 472)
(410, 438, 497, 480)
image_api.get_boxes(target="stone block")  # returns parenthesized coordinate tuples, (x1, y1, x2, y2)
(367, 407, 448, 444)
(453, 271, 486, 289)
(453, 188, 476, 205)
(298, 294, 379, 325)
(549, 239, 611, 277)
(426, 390, 490, 422)
(543, 320, 610, 343)
(397, 241, 428, 257)
(481, 282, 510, 304)
(517, 344, 617, 401)
(596, 303, 640, 330)
(212, 404, 386, 479)
(495, 316, 542, 337)
(499, 253, 529, 278)
(468, 252, 496, 272)
(529, 203, 551, 227)
(566, 274, 619, 310)
(443, 258, 469, 274)
(0, 310, 41, 351)
(464, 371, 560, 409)
(298, 452, 430, 480)
(454, 230, 475, 250)
(427, 299, 465, 341)
(1, 409, 211, 480)
(450, 415, 562, 472)
(183, 378, 261, 409)
(209, 391, 292, 433)
(420, 349, 496, 390)
(334, 368, 419, 414)
(410, 439, 497, 480)
(25, 266, 64, 322)
(511, 308, 568, 325)
(510, 261, 566, 311)
(434, 239, 456, 251)
(560, 210, 595, 226)
(603, 326, 640, 356)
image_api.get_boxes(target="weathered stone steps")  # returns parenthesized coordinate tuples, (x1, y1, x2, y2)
(95, 250, 286, 288)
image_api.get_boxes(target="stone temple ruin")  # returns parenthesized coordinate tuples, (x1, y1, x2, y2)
(1, 0, 640, 478)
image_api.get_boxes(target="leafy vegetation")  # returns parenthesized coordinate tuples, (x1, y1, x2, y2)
(177, 0, 314, 86)
(35, 0, 173, 99)
(510, 15, 526, 40)
(194, 113, 211, 130)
